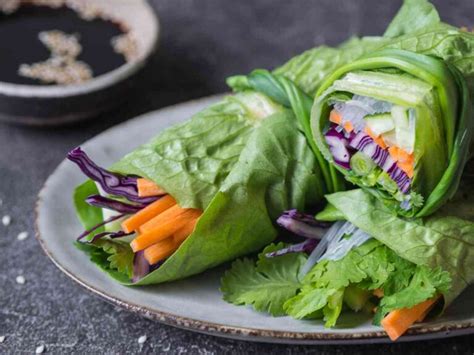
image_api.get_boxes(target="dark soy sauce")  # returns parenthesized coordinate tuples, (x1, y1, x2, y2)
(0, 5, 126, 85)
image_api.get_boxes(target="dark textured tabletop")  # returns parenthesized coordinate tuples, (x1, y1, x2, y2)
(1, 0, 474, 354)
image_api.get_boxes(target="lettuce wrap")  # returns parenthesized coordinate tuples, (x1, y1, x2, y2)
(229, 0, 474, 218)
(71, 93, 323, 285)
(220, 0, 474, 341)
(311, 49, 472, 217)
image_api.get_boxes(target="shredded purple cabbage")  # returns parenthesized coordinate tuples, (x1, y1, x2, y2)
(77, 213, 126, 241)
(89, 230, 132, 243)
(132, 251, 150, 283)
(348, 130, 411, 194)
(85, 195, 146, 214)
(282, 209, 328, 226)
(277, 209, 329, 239)
(325, 126, 352, 169)
(67, 147, 158, 204)
(265, 239, 318, 258)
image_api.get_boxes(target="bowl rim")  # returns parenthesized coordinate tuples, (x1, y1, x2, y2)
(0, 0, 159, 98)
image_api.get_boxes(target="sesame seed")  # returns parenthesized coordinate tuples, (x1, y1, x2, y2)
(35, 344, 45, 354)
(2, 215, 11, 226)
(0, 335, 5, 343)
(17, 232, 29, 241)
(16, 275, 25, 285)
(138, 335, 147, 344)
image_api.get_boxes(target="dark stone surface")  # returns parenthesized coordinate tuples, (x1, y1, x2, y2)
(1, 0, 473, 353)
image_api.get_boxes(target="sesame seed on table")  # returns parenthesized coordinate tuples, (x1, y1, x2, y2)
(1, 0, 474, 354)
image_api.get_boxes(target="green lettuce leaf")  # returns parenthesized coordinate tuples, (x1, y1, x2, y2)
(75, 112, 321, 285)
(324, 186, 474, 305)
(274, 37, 383, 97)
(220, 243, 306, 316)
(75, 239, 134, 283)
(74, 180, 103, 231)
(384, 0, 440, 38)
(112, 92, 284, 210)
(132, 112, 320, 285)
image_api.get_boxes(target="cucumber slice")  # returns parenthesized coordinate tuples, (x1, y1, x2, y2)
(391, 105, 415, 153)
(382, 129, 397, 147)
(350, 152, 376, 176)
(364, 113, 395, 136)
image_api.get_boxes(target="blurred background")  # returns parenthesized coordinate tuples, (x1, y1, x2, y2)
(1, 0, 473, 354)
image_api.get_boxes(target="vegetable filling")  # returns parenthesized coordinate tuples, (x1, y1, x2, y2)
(68, 147, 202, 281)
(324, 94, 419, 210)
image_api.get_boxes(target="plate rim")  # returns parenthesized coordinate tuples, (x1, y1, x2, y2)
(34, 95, 474, 345)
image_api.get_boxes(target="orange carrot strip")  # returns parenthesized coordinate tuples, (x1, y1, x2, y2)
(143, 237, 177, 265)
(330, 110, 353, 132)
(375, 136, 388, 149)
(137, 178, 166, 197)
(388, 146, 400, 162)
(381, 297, 439, 341)
(388, 146, 414, 177)
(365, 127, 388, 149)
(173, 217, 199, 245)
(142, 217, 200, 265)
(397, 161, 414, 178)
(139, 204, 186, 233)
(397, 150, 414, 164)
(330, 110, 342, 125)
(365, 126, 378, 139)
(344, 121, 354, 133)
(373, 289, 384, 298)
(388, 147, 414, 163)
(121, 195, 176, 233)
(131, 209, 202, 252)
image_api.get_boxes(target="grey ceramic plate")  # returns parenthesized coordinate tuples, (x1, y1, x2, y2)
(36, 95, 474, 344)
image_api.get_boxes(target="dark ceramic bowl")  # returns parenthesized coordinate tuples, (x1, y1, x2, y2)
(0, 0, 159, 126)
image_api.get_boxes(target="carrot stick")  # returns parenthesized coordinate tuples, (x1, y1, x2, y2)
(143, 237, 177, 264)
(329, 110, 342, 125)
(139, 204, 187, 233)
(137, 178, 166, 197)
(396, 150, 414, 164)
(344, 122, 354, 133)
(374, 136, 387, 149)
(397, 161, 414, 178)
(121, 195, 176, 233)
(130, 209, 201, 252)
(173, 217, 199, 245)
(381, 297, 439, 341)
(143, 217, 200, 265)
(365, 127, 387, 149)
(330, 110, 353, 132)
